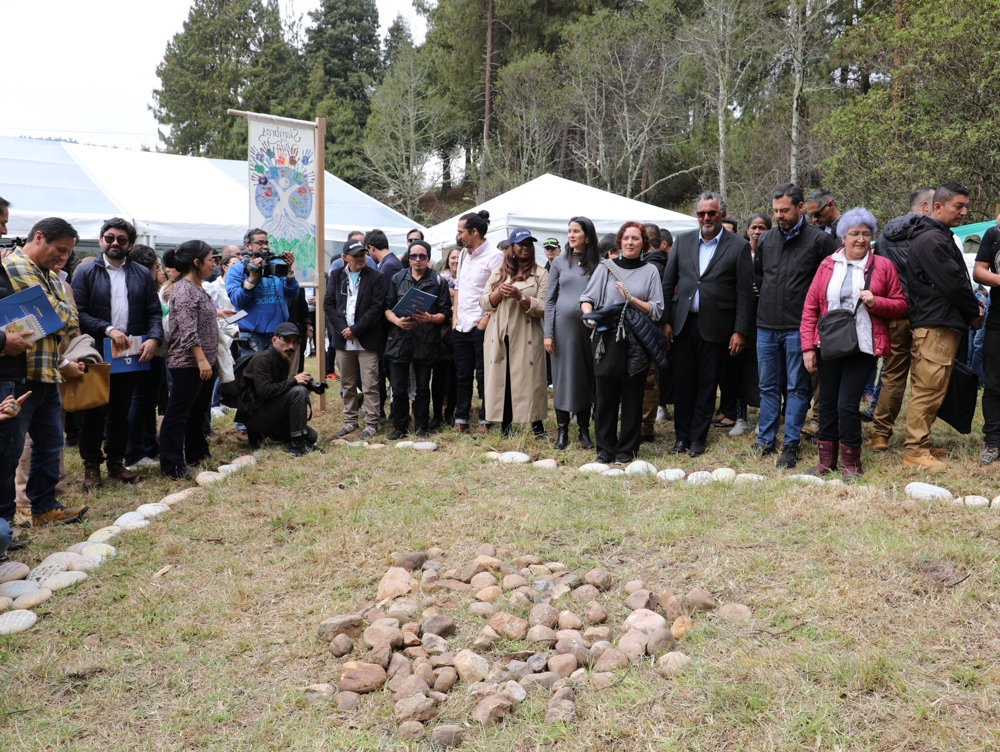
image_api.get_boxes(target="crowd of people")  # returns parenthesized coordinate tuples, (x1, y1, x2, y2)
(0, 178, 992, 562)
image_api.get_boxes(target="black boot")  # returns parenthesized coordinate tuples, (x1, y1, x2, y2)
(287, 431, 318, 457)
(554, 410, 570, 450)
(576, 408, 593, 450)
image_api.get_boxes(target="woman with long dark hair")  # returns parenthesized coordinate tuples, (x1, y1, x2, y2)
(544, 216, 601, 449)
(580, 222, 664, 464)
(159, 240, 218, 480)
(480, 228, 549, 437)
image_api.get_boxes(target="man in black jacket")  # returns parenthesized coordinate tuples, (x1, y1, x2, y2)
(750, 183, 838, 468)
(236, 322, 318, 456)
(869, 186, 934, 450)
(383, 240, 451, 440)
(662, 192, 754, 457)
(973, 218, 1000, 464)
(324, 239, 386, 440)
(902, 183, 981, 470)
(71, 218, 163, 490)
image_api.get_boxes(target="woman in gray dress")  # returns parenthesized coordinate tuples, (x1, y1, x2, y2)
(545, 216, 601, 449)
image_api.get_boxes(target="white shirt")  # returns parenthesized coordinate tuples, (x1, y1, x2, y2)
(345, 270, 361, 351)
(104, 255, 129, 332)
(691, 232, 720, 313)
(455, 241, 504, 332)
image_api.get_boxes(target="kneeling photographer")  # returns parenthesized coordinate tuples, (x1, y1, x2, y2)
(235, 323, 322, 456)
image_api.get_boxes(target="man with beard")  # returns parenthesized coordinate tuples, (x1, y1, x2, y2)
(71, 218, 163, 490)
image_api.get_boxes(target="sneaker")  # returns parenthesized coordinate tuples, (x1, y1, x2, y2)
(334, 425, 356, 438)
(776, 442, 800, 470)
(32, 504, 89, 528)
(740, 442, 776, 459)
(801, 419, 819, 437)
(655, 406, 669, 423)
(6, 533, 29, 551)
(728, 419, 752, 437)
(211, 406, 225, 420)
(387, 429, 407, 441)
(903, 452, 947, 471)
(326, 373, 339, 381)
(859, 405, 875, 422)
(360, 427, 377, 441)
(981, 446, 1000, 465)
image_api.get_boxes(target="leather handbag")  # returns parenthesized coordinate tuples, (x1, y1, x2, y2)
(817, 263, 874, 361)
(59, 362, 111, 412)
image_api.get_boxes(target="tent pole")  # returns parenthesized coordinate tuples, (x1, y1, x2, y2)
(315, 117, 327, 414)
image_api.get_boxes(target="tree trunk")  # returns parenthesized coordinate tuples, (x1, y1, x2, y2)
(483, 0, 494, 145)
(789, 1, 804, 185)
(440, 146, 452, 200)
(557, 121, 570, 176)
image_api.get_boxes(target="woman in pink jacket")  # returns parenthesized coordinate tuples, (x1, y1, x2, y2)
(800, 207, 907, 481)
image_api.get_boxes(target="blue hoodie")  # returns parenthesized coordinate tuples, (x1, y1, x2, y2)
(225, 261, 300, 335)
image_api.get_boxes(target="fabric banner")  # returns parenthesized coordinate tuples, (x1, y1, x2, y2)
(248, 116, 318, 285)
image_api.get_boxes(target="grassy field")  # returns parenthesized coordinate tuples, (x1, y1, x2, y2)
(2, 366, 1000, 751)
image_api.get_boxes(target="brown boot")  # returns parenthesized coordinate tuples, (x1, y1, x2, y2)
(107, 460, 139, 484)
(32, 504, 89, 528)
(841, 444, 863, 483)
(82, 462, 102, 492)
(806, 440, 839, 476)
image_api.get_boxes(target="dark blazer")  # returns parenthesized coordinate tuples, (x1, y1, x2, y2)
(71, 255, 164, 349)
(324, 264, 386, 351)
(661, 228, 754, 343)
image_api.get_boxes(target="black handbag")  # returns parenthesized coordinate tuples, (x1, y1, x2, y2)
(817, 263, 874, 361)
(937, 359, 978, 434)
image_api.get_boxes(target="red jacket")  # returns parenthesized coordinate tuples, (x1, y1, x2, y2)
(800, 251, 907, 356)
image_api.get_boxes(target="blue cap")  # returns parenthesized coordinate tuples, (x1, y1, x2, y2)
(508, 227, 537, 246)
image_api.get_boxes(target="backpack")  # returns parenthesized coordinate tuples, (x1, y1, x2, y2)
(394, 268, 442, 299)
(218, 351, 254, 409)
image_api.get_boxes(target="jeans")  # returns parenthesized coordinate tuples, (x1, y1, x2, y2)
(0, 516, 10, 556)
(79, 371, 140, 466)
(3, 381, 63, 516)
(757, 328, 811, 447)
(160, 367, 215, 477)
(862, 359, 883, 405)
(972, 320, 987, 387)
(390, 361, 432, 432)
(0, 379, 18, 522)
(453, 328, 487, 425)
(817, 351, 876, 446)
(125, 357, 164, 465)
(234, 332, 273, 430)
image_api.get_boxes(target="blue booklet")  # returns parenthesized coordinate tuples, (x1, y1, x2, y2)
(391, 287, 437, 318)
(0, 284, 65, 342)
(103, 336, 151, 374)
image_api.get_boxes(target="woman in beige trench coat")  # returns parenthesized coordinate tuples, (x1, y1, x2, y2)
(479, 228, 549, 437)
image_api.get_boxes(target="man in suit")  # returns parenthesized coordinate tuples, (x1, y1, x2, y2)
(661, 192, 754, 457)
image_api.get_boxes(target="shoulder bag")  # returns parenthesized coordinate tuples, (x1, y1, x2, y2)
(817, 262, 874, 361)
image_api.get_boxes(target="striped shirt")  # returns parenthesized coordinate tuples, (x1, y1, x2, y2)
(1, 248, 79, 383)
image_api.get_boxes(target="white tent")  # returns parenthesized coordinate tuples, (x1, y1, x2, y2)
(424, 173, 699, 258)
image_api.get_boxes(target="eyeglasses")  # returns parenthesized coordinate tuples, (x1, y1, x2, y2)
(103, 234, 129, 246)
(250, 239, 269, 247)
(695, 211, 718, 218)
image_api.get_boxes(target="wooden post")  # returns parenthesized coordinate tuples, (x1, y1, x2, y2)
(315, 117, 327, 413)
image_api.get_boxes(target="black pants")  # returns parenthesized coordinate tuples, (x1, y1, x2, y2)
(982, 329, 1000, 446)
(499, 336, 544, 436)
(390, 361, 432, 432)
(160, 367, 215, 477)
(245, 384, 312, 442)
(672, 314, 726, 444)
(79, 370, 140, 466)
(378, 354, 390, 419)
(431, 358, 456, 422)
(592, 331, 646, 462)
(453, 328, 487, 424)
(125, 357, 164, 465)
(717, 350, 745, 421)
(816, 350, 876, 446)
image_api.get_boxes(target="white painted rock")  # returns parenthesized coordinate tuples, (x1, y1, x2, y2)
(348, 441, 369, 447)
(533, 459, 558, 469)
(579, 463, 610, 474)
(0, 609, 38, 635)
(0, 562, 29, 584)
(483, 451, 500, 460)
(136, 503, 171, 519)
(396, 441, 415, 448)
(959, 495, 990, 508)
(196, 471, 225, 486)
(625, 460, 657, 477)
(604, 468, 626, 477)
(88, 526, 122, 543)
(904, 482, 952, 501)
(686, 471, 712, 485)
(657, 468, 685, 481)
(41, 571, 87, 591)
(734, 473, 764, 485)
(80, 543, 116, 560)
(788, 474, 824, 486)
(114, 512, 150, 530)
(0, 580, 39, 600)
(0, 597, 11, 611)
(231, 455, 257, 467)
(413, 442, 438, 452)
(992, 496, 1000, 510)
(68, 555, 103, 573)
(40, 552, 82, 569)
(499, 451, 530, 464)
(161, 488, 201, 506)
(825, 479, 843, 488)
(13, 589, 52, 609)
(711, 468, 736, 484)
(27, 563, 66, 582)
(217, 464, 240, 476)
(65, 542, 91, 555)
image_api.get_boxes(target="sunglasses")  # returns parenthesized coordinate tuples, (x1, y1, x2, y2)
(103, 234, 129, 246)
(409, 254, 428, 260)
(695, 211, 719, 218)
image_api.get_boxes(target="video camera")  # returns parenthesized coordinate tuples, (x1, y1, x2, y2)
(304, 379, 328, 395)
(243, 250, 286, 278)
(0, 237, 27, 250)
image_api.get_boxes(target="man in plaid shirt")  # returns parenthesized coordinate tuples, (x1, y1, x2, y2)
(1, 218, 89, 527)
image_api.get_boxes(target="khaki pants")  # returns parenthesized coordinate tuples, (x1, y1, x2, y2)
(903, 327, 961, 455)
(872, 317, 912, 438)
(641, 361, 659, 437)
(336, 349, 380, 429)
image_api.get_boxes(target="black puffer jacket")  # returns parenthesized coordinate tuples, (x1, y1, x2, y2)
(383, 269, 452, 364)
(0, 264, 28, 385)
(643, 250, 669, 281)
(875, 212, 921, 301)
(586, 303, 669, 376)
(906, 216, 979, 331)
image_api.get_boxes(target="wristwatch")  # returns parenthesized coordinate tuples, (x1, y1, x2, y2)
(520, 291, 527, 301)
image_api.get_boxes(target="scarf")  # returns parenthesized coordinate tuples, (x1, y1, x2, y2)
(614, 255, 645, 270)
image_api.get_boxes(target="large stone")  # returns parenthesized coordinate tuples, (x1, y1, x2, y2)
(395, 694, 437, 723)
(686, 471, 712, 485)
(195, 471, 225, 486)
(393, 552, 428, 571)
(788, 474, 825, 486)
(488, 611, 529, 640)
(657, 651, 692, 677)
(69, 555, 102, 573)
(334, 691, 361, 711)
(0, 580, 38, 600)
(624, 580, 645, 595)
(422, 615, 457, 637)
(573, 584, 600, 601)
(558, 572, 585, 589)
(584, 626, 611, 642)
(386, 601, 419, 622)
(369, 642, 392, 668)
(337, 662, 387, 694)
(671, 615, 693, 640)
(474, 625, 499, 651)
(558, 611, 583, 630)
(718, 603, 753, 622)
(0, 609, 38, 635)
(529, 603, 559, 629)
(625, 460, 657, 476)
(458, 560, 487, 583)
(135, 503, 171, 519)
(527, 625, 558, 643)
(534, 458, 559, 469)
(377, 567, 418, 602)
(363, 624, 403, 649)
(647, 628, 676, 656)
(393, 674, 430, 702)
(303, 684, 336, 703)
(433, 667, 458, 692)
(687, 587, 718, 611)
(958, 495, 990, 508)
(498, 451, 531, 464)
(625, 589, 657, 611)
(430, 724, 464, 747)
(548, 653, 578, 678)
(398, 721, 426, 741)
(519, 672, 562, 691)
(545, 698, 576, 723)
(623, 608, 666, 633)
(470, 571, 498, 590)
(476, 585, 502, 602)
(421, 633, 449, 655)
(40, 572, 87, 591)
(502, 574, 528, 590)
(0, 562, 29, 584)
(472, 695, 515, 727)
(87, 526, 121, 543)
(0, 597, 11, 612)
(657, 468, 686, 481)
(330, 634, 354, 657)
(26, 563, 65, 583)
(526, 652, 550, 673)
(414, 660, 436, 686)
(593, 648, 629, 672)
(429, 652, 455, 668)
(13, 589, 52, 609)
(618, 629, 648, 663)
(735, 473, 765, 484)
(590, 672, 616, 690)
(662, 595, 689, 621)
(711, 468, 736, 484)
(454, 649, 490, 683)
(469, 603, 498, 620)
(426, 579, 472, 592)
(579, 462, 610, 474)
(474, 554, 504, 571)
(512, 554, 542, 568)
(388, 652, 411, 679)
(509, 591, 533, 610)
(584, 600, 608, 624)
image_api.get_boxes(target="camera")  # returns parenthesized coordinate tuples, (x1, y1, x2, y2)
(243, 250, 285, 278)
(304, 379, 328, 395)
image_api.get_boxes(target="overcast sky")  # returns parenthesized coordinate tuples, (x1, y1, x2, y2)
(1, 0, 426, 151)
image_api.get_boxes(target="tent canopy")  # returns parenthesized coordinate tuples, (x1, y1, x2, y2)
(425, 173, 700, 258)
(0, 136, 422, 264)
(953, 220, 996, 242)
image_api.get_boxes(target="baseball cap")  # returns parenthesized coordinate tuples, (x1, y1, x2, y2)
(508, 227, 537, 246)
(542, 238, 560, 249)
(342, 239, 365, 256)
(274, 322, 299, 339)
